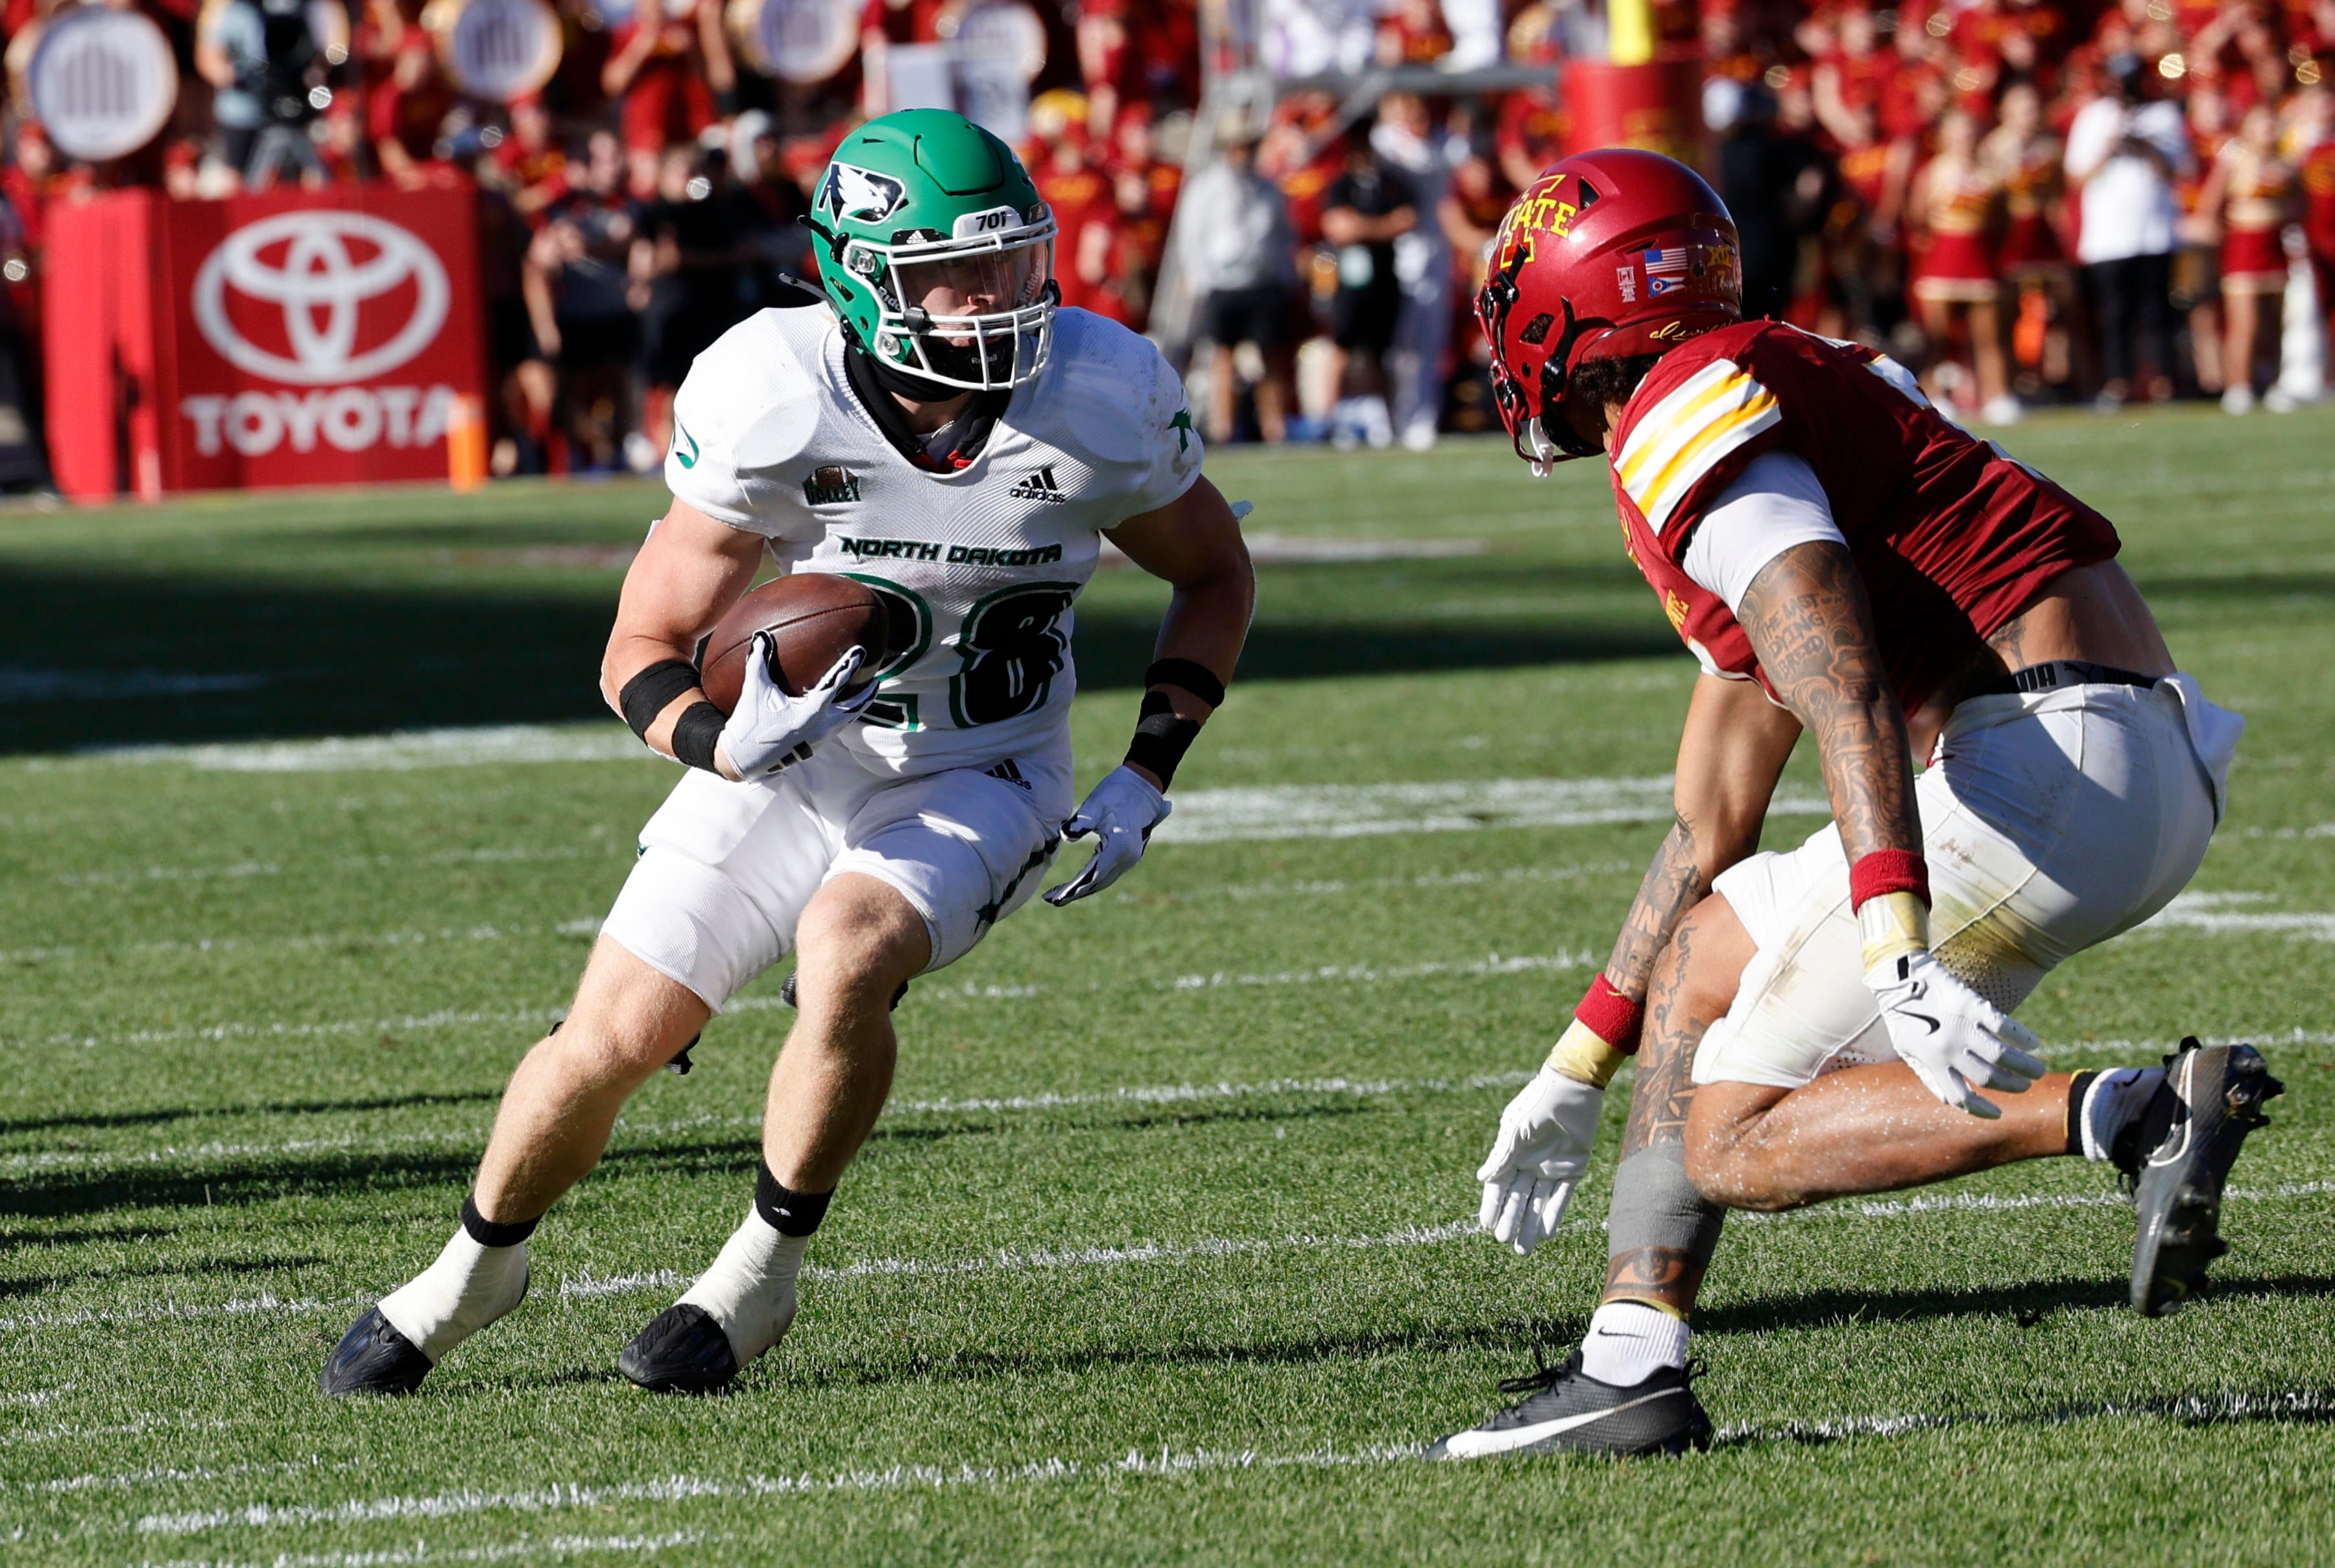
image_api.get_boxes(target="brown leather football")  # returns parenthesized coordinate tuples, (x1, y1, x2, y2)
(697, 574, 889, 712)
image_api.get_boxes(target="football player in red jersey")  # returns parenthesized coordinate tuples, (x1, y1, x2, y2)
(1431, 150, 2278, 1460)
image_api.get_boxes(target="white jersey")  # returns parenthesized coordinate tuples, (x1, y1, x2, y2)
(664, 304, 1202, 776)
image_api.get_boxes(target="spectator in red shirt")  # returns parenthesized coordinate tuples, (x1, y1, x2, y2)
(603, 0, 734, 155)
(496, 97, 571, 219)
(370, 29, 457, 188)
(1033, 121, 1116, 316)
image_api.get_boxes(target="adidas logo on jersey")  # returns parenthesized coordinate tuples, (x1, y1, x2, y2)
(804, 466, 862, 505)
(985, 758, 1033, 792)
(1009, 465, 1068, 503)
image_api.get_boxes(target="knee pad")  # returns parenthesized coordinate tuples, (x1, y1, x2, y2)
(1604, 1143, 1725, 1263)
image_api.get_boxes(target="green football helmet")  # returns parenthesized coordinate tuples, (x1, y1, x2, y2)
(804, 108, 1059, 392)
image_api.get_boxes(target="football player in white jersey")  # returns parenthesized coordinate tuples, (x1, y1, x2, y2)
(322, 110, 1256, 1396)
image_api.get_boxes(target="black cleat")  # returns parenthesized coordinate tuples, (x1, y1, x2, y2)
(1426, 1349, 1712, 1460)
(618, 1304, 740, 1394)
(320, 1308, 433, 1397)
(2124, 1038, 2284, 1316)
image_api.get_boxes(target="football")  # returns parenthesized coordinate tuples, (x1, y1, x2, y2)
(697, 573, 889, 711)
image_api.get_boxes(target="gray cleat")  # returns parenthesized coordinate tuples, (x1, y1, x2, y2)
(2124, 1038, 2283, 1316)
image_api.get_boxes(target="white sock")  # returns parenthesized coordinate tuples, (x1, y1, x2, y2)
(376, 1228, 529, 1363)
(677, 1206, 806, 1367)
(2078, 1066, 2168, 1161)
(1579, 1301, 1690, 1386)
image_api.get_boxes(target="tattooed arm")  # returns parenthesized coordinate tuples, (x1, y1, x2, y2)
(1475, 671, 1798, 1257)
(1732, 541, 1919, 866)
(1600, 672, 1802, 1004)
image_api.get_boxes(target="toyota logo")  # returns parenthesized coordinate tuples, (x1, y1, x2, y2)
(192, 212, 450, 385)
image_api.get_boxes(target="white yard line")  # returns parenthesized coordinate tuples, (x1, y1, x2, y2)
(1156, 778, 1828, 844)
(0, 922, 602, 968)
(12, 1022, 2330, 1170)
(3, 1180, 2326, 1338)
(0, 1071, 1540, 1176)
(12, 1455, 347, 1495)
(133, 1531, 710, 1567)
(72, 726, 653, 773)
(20, 950, 1595, 1052)
(558, 1220, 1483, 1300)
(130, 1379, 2335, 1538)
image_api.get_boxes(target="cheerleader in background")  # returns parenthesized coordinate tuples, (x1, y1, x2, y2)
(2196, 102, 2300, 411)
(1910, 107, 2019, 422)
(1983, 80, 2082, 398)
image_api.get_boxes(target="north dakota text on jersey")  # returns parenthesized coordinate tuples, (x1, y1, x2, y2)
(834, 538, 1066, 567)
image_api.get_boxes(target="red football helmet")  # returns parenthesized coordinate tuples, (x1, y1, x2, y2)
(1475, 149, 1742, 470)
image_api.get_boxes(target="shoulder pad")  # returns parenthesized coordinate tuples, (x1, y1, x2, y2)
(688, 311, 828, 470)
(1029, 309, 1177, 466)
(1612, 336, 1782, 534)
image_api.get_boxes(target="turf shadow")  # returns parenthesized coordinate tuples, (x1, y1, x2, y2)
(0, 1252, 328, 1299)
(1697, 1271, 2335, 1336)
(0, 555, 1677, 755)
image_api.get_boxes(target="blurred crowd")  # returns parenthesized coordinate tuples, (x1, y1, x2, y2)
(3, 0, 2333, 480)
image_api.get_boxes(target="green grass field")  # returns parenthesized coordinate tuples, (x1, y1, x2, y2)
(3, 408, 2333, 1565)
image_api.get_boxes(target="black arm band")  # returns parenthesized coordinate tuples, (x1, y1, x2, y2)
(1142, 658, 1226, 708)
(619, 659, 703, 742)
(1124, 689, 1202, 790)
(669, 702, 726, 773)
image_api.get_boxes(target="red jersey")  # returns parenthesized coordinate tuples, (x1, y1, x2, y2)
(1606, 322, 2121, 712)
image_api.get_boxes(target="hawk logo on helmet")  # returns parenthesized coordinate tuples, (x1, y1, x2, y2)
(819, 163, 907, 224)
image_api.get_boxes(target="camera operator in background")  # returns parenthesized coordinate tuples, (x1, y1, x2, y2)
(195, 0, 334, 187)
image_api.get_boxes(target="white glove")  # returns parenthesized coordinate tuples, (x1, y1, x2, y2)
(1476, 1067, 1605, 1256)
(717, 637, 876, 779)
(1866, 949, 2046, 1117)
(1042, 765, 1170, 905)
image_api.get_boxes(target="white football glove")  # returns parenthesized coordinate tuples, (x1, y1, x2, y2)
(1476, 1067, 1605, 1256)
(1866, 949, 2046, 1117)
(717, 637, 876, 779)
(1042, 765, 1170, 906)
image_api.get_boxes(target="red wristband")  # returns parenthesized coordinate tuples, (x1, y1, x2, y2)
(1575, 973, 1646, 1054)
(1849, 849, 1930, 912)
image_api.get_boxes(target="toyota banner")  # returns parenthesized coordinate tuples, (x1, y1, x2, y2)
(45, 185, 487, 497)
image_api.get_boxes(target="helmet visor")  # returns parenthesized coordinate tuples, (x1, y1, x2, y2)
(891, 240, 1052, 320)
(883, 233, 1057, 390)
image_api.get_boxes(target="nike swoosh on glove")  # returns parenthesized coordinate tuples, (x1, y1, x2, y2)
(1042, 765, 1169, 906)
(718, 638, 878, 779)
(1476, 1067, 1605, 1255)
(1865, 949, 2046, 1117)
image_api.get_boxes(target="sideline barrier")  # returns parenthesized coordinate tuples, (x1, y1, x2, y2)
(44, 184, 487, 499)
